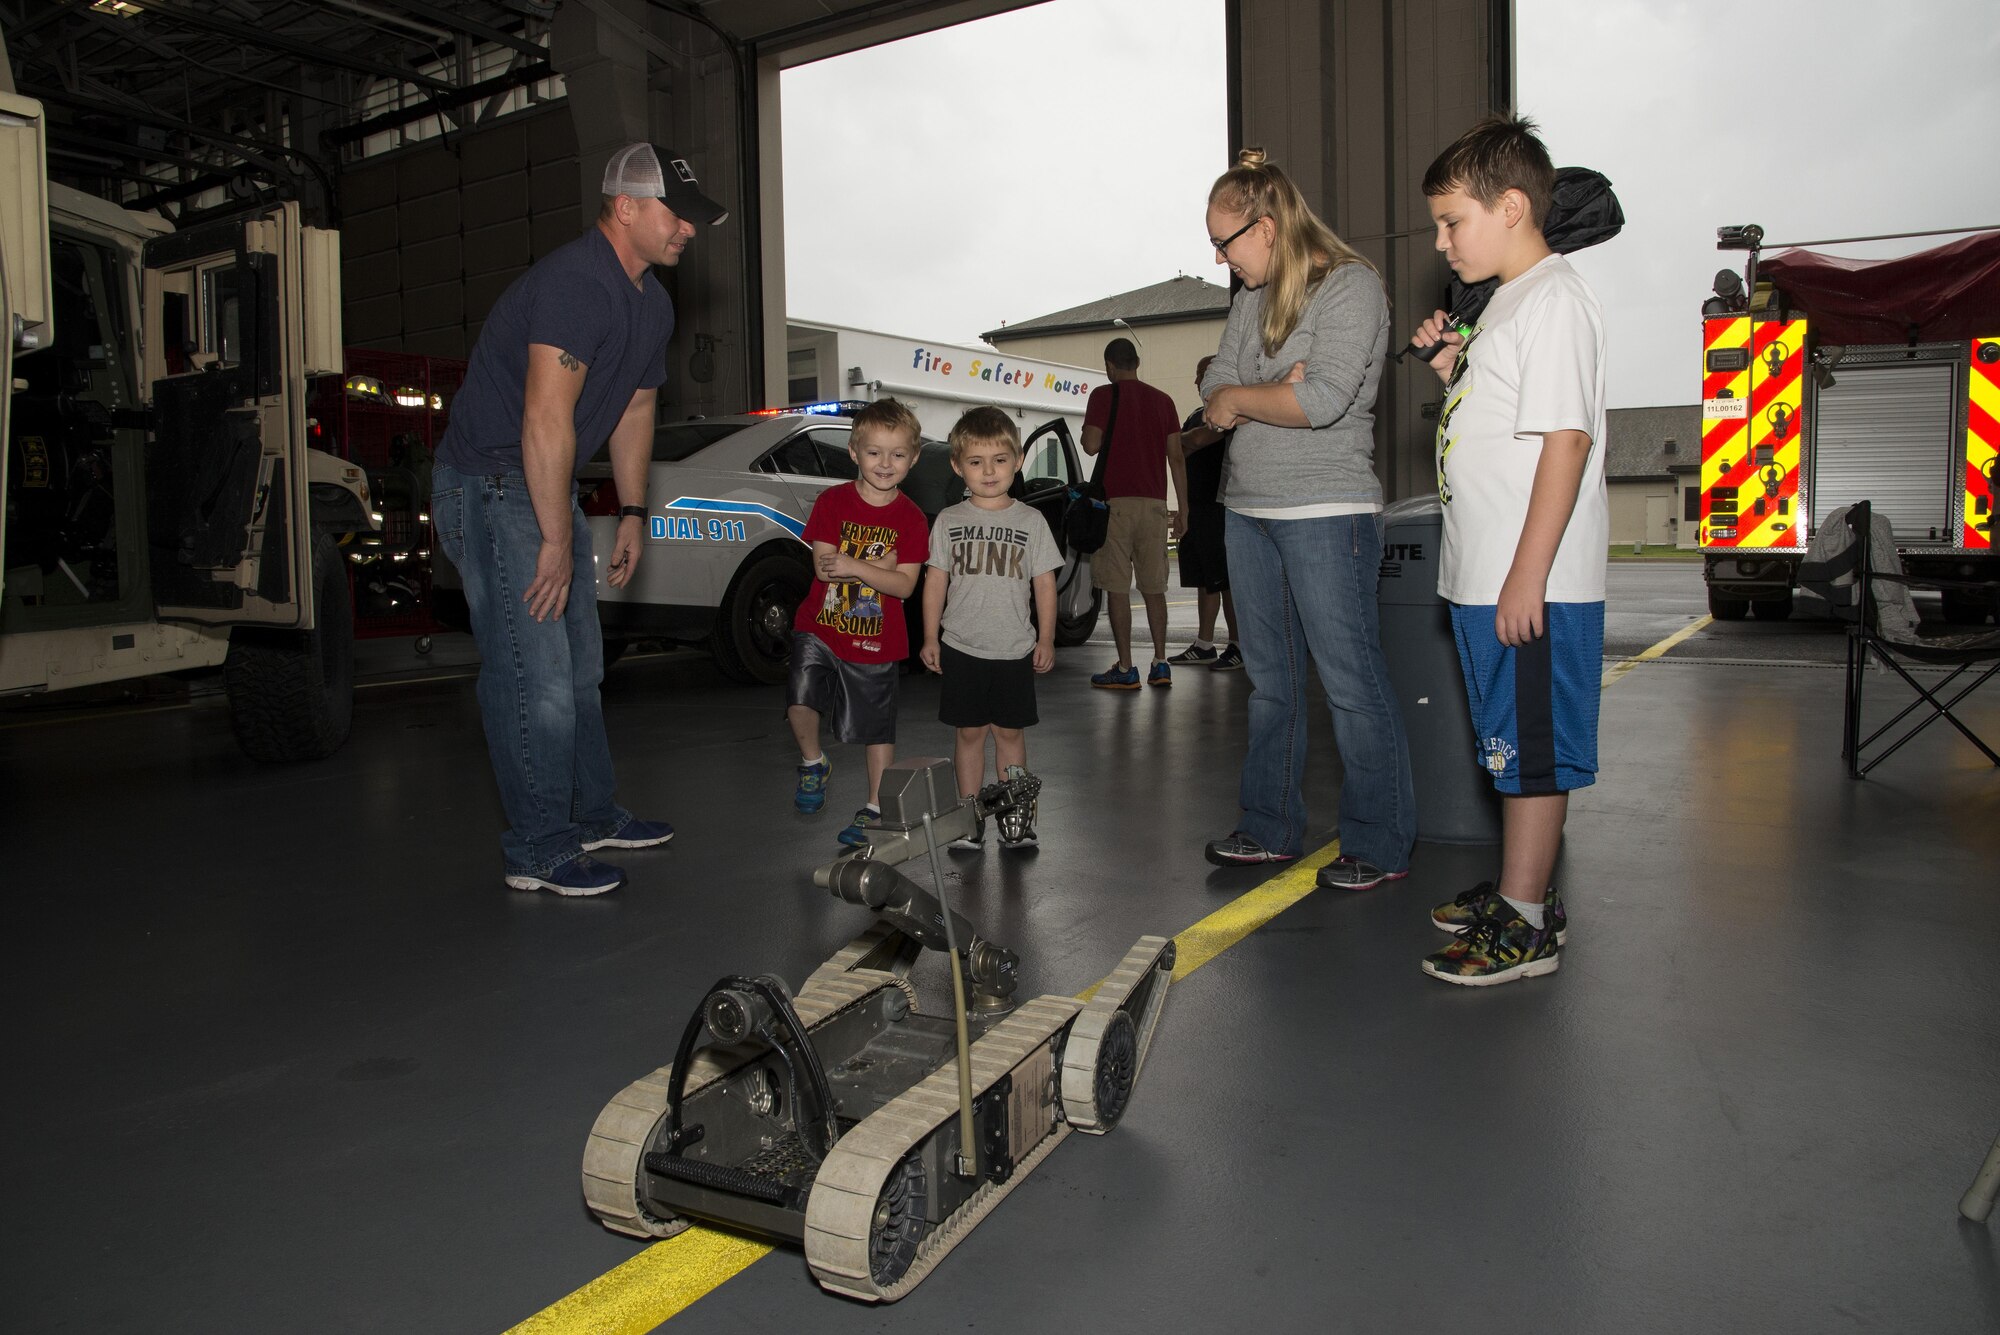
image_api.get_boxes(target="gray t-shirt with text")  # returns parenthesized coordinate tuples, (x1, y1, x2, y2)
(926, 499, 1063, 660)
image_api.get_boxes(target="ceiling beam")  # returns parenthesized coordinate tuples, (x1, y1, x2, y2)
(121, 0, 460, 95)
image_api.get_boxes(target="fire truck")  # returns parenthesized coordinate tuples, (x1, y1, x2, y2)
(1697, 225, 1999, 623)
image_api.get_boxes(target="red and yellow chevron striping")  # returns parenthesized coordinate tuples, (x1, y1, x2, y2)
(1965, 337, 1998, 550)
(1699, 318, 1751, 548)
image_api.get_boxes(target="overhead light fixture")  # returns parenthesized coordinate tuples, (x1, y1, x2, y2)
(90, 1, 146, 16)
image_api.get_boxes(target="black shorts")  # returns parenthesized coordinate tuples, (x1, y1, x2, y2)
(1177, 503, 1229, 592)
(938, 642, 1038, 730)
(786, 631, 899, 745)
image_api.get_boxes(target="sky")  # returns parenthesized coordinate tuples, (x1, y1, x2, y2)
(782, 0, 2000, 409)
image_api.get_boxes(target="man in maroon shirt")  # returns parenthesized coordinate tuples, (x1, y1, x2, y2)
(1082, 337, 1190, 689)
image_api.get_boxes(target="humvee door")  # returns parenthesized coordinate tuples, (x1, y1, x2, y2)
(141, 201, 340, 627)
(0, 91, 55, 607)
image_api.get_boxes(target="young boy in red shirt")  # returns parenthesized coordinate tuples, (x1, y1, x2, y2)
(788, 398, 930, 846)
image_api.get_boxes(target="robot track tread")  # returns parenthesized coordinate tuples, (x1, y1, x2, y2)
(581, 961, 902, 1239)
(805, 933, 1175, 1301)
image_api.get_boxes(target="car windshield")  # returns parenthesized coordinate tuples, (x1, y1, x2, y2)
(901, 441, 966, 517)
(588, 420, 748, 464)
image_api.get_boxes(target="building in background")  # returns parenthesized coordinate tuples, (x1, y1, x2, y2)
(982, 275, 1231, 422)
(1604, 405, 1702, 549)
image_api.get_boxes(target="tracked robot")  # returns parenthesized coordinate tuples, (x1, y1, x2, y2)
(581, 759, 1175, 1301)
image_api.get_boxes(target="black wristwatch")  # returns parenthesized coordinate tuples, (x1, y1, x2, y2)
(618, 505, 647, 520)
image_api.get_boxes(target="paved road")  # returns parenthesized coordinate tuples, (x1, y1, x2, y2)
(1089, 557, 1863, 670)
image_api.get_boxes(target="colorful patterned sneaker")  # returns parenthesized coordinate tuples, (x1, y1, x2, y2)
(1091, 663, 1141, 689)
(1421, 903, 1560, 986)
(947, 816, 985, 852)
(582, 816, 675, 851)
(1315, 855, 1409, 891)
(1204, 832, 1298, 867)
(837, 805, 881, 847)
(1167, 642, 1219, 664)
(1147, 661, 1172, 687)
(1209, 643, 1245, 671)
(795, 758, 831, 814)
(504, 854, 625, 897)
(1430, 882, 1569, 945)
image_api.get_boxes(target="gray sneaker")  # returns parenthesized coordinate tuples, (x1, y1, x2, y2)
(1204, 832, 1297, 867)
(1315, 854, 1409, 891)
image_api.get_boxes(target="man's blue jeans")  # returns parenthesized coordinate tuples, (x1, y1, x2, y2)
(431, 463, 629, 876)
(1223, 508, 1415, 869)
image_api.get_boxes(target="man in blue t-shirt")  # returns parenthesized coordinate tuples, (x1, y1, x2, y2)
(432, 143, 726, 897)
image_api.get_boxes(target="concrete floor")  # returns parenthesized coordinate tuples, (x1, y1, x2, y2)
(2, 568, 1997, 1334)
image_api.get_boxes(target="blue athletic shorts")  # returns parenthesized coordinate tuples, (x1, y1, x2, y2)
(1448, 601, 1604, 795)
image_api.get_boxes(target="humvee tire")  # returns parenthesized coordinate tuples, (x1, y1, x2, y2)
(711, 548, 809, 686)
(225, 534, 355, 762)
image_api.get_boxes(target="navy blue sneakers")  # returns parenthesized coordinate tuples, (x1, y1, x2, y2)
(505, 855, 626, 897)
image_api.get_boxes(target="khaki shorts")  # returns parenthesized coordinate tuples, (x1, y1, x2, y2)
(1092, 497, 1169, 596)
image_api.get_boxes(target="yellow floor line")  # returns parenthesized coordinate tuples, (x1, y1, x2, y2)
(503, 842, 1348, 1333)
(1601, 614, 1712, 688)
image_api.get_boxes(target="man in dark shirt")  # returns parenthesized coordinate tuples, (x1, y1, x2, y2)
(1082, 337, 1189, 689)
(1168, 354, 1242, 670)
(431, 144, 725, 896)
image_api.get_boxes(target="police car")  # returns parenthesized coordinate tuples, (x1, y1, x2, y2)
(580, 403, 1100, 683)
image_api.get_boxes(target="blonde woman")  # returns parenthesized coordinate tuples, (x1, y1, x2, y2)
(1198, 149, 1415, 888)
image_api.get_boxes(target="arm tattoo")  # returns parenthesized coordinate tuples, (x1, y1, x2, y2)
(558, 351, 583, 372)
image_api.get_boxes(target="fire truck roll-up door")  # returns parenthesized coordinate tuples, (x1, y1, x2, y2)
(1811, 344, 1962, 545)
(140, 201, 337, 630)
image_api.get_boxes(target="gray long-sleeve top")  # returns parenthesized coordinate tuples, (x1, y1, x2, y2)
(1198, 262, 1391, 510)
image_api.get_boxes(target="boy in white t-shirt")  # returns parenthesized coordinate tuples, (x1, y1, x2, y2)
(920, 407, 1063, 850)
(1410, 115, 1608, 987)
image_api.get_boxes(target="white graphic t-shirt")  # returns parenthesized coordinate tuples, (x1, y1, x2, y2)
(1434, 253, 1609, 604)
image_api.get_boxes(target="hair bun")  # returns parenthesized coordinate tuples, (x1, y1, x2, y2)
(1235, 146, 1268, 170)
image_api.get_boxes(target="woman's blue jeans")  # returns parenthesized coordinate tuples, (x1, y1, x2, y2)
(1223, 508, 1416, 869)
(431, 463, 629, 876)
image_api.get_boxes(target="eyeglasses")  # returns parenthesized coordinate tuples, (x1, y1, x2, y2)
(1209, 216, 1264, 255)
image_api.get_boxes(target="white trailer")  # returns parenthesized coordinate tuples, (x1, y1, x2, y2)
(785, 320, 1100, 452)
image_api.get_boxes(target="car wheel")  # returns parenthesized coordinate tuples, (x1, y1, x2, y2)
(712, 549, 810, 685)
(1054, 587, 1102, 648)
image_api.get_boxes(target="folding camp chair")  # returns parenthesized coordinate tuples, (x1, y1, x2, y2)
(1800, 501, 2000, 779)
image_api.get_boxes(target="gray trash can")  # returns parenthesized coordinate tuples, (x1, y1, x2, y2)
(1378, 496, 1500, 845)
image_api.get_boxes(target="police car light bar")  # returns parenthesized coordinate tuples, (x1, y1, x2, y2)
(748, 399, 873, 417)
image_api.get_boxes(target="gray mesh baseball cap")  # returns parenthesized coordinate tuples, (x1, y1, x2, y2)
(602, 144, 729, 225)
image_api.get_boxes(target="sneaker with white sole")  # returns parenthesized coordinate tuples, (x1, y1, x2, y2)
(947, 816, 985, 851)
(583, 816, 674, 851)
(1167, 642, 1219, 665)
(1204, 832, 1297, 866)
(1431, 882, 1569, 945)
(505, 854, 625, 897)
(1209, 643, 1245, 671)
(1315, 854, 1408, 891)
(1421, 902, 1560, 986)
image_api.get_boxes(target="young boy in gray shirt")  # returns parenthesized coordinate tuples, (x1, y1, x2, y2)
(919, 407, 1063, 850)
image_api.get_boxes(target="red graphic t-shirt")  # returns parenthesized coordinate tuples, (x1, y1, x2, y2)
(793, 482, 930, 663)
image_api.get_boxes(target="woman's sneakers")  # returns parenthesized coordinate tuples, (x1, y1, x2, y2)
(1204, 832, 1297, 866)
(1316, 855, 1408, 891)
